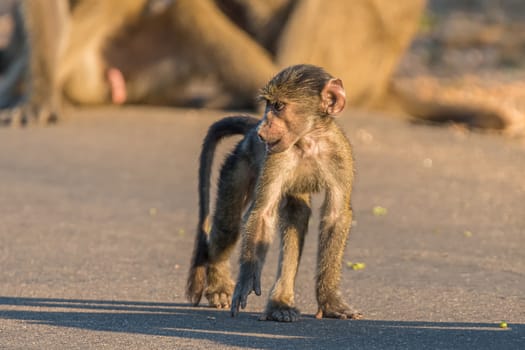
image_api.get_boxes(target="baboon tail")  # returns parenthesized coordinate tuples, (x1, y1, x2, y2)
(186, 115, 259, 305)
(393, 83, 507, 130)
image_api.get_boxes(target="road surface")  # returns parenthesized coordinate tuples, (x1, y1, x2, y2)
(0, 107, 523, 349)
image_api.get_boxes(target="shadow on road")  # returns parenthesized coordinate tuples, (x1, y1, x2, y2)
(0, 296, 522, 349)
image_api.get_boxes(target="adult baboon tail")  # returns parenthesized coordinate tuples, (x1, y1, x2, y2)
(186, 115, 259, 306)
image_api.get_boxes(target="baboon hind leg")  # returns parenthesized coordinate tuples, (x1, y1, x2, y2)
(205, 154, 254, 309)
(315, 190, 362, 320)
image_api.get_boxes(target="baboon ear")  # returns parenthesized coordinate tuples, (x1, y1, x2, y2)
(321, 78, 346, 116)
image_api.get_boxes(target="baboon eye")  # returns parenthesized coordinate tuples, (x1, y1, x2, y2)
(272, 101, 285, 112)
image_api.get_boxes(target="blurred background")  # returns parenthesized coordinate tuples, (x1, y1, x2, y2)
(396, 0, 525, 137)
(402, 0, 525, 75)
(0, 0, 524, 137)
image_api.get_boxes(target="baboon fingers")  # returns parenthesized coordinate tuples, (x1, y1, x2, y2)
(231, 260, 262, 315)
(186, 286, 203, 306)
(261, 305, 301, 322)
(350, 311, 364, 320)
(0, 107, 23, 127)
(315, 305, 363, 320)
(271, 309, 299, 322)
(209, 294, 220, 308)
(208, 292, 231, 309)
(230, 284, 251, 316)
(254, 271, 262, 296)
(189, 293, 203, 307)
(331, 311, 348, 320)
(219, 292, 231, 308)
(230, 294, 241, 317)
(315, 308, 323, 319)
(186, 266, 206, 306)
(316, 308, 351, 319)
(0, 105, 57, 127)
(334, 310, 363, 320)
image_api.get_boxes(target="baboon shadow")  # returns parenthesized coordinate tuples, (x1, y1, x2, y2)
(0, 296, 522, 349)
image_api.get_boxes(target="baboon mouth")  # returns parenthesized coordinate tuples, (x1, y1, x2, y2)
(266, 139, 281, 149)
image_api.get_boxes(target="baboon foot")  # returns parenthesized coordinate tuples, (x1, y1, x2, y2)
(204, 280, 234, 309)
(260, 302, 300, 322)
(205, 263, 234, 309)
(315, 297, 363, 320)
(0, 104, 58, 127)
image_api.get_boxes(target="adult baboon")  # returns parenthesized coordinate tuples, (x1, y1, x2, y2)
(0, 0, 277, 124)
(0, 0, 425, 125)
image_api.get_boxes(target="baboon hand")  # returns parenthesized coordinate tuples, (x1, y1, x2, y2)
(230, 261, 261, 317)
(0, 104, 57, 127)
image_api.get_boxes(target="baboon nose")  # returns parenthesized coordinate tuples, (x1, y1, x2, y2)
(257, 130, 265, 143)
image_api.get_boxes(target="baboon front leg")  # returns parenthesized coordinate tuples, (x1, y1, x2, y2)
(260, 193, 311, 322)
(315, 191, 363, 320)
(205, 156, 253, 309)
(231, 156, 286, 316)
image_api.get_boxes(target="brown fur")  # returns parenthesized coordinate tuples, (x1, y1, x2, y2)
(0, 0, 278, 125)
(187, 65, 362, 322)
(0, 0, 426, 125)
(0, 0, 70, 125)
(0, 0, 148, 125)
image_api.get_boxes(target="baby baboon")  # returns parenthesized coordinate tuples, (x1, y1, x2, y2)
(187, 64, 362, 322)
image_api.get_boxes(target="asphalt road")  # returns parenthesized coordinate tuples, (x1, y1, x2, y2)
(0, 107, 523, 349)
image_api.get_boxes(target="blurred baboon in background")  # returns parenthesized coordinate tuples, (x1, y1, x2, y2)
(0, 0, 425, 125)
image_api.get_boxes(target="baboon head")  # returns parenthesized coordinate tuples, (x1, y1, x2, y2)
(257, 64, 346, 153)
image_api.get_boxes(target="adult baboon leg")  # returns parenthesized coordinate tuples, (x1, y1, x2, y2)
(215, 0, 295, 54)
(261, 193, 311, 322)
(0, 56, 26, 110)
(0, 0, 69, 126)
(315, 189, 362, 320)
(169, 0, 278, 108)
(205, 152, 255, 309)
(0, 3, 27, 109)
